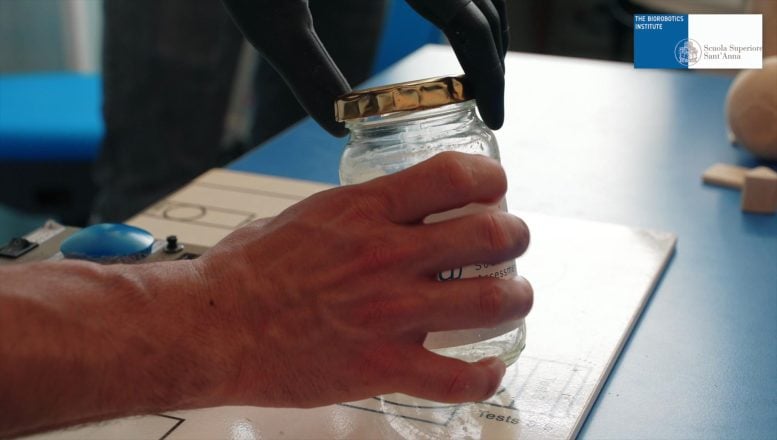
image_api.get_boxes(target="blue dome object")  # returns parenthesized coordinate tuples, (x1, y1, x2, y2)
(60, 223, 155, 263)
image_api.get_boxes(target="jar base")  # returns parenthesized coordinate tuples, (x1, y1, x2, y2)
(429, 320, 526, 366)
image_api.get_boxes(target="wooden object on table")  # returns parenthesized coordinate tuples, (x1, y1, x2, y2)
(726, 57, 777, 161)
(702, 163, 749, 189)
(741, 166, 777, 214)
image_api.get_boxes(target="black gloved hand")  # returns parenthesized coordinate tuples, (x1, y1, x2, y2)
(406, 0, 508, 129)
(221, 0, 349, 136)
(221, 0, 508, 137)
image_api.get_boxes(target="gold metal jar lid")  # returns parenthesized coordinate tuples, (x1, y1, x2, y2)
(334, 75, 472, 122)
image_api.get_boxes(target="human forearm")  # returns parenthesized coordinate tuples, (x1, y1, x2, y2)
(0, 153, 534, 437)
(0, 260, 220, 437)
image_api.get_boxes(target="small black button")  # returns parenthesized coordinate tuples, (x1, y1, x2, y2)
(0, 237, 39, 259)
(164, 235, 184, 254)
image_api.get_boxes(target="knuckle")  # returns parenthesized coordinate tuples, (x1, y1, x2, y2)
(478, 281, 506, 324)
(355, 237, 413, 271)
(474, 0, 499, 22)
(343, 186, 391, 221)
(371, 190, 400, 220)
(444, 365, 473, 400)
(435, 153, 478, 194)
(324, 185, 400, 225)
(354, 300, 409, 333)
(303, 187, 360, 222)
(363, 346, 396, 377)
(360, 241, 397, 270)
(480, 212, 513, 252)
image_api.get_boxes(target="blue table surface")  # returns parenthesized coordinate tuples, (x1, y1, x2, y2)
(232, 45, 777, 439)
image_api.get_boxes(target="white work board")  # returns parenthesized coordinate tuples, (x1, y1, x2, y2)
(29, 169, 676, 440)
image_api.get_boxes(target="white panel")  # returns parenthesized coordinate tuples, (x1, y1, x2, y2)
(689, 14, 763, 69)
(26, 169, 676, 440)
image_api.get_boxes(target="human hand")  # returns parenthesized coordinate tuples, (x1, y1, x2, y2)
(220, 0, 508, 136)
(192, 152, 532, 407)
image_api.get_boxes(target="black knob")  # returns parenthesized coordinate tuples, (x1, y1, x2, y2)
(164, 235, 183, 253)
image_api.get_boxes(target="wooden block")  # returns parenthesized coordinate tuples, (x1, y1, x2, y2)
(702, 163, 749, 189)
(741, 166, 777, 214)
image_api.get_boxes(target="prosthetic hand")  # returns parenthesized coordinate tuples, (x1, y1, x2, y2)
(221, 0, 508, 136)
(406, 0, 508, 129)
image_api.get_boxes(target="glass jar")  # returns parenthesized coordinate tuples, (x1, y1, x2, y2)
(336, 76, 525, 366)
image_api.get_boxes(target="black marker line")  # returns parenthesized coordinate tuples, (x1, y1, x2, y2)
(155, 414, 185, 440)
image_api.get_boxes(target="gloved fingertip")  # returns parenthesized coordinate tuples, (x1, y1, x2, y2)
(474, 80, 505, 130)
(321, 120, 348, 138)
(487, 116, 505, 131)
(479, 103, 505, 130)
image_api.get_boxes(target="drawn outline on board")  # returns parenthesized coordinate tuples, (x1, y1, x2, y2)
(339, 355, 591, 428)
(156, 414, 186, 440)
(142, 201, 257, 230)
(140, 179, 315, 230)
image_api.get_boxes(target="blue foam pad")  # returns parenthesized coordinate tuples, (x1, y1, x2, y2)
(60, 223, 154, 262)
(0, 73, 104, 160)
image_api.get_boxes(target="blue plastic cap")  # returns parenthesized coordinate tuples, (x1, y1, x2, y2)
(60, 223, 155, 263)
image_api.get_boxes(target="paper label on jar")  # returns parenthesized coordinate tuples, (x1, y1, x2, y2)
(421, 199, 522, 350)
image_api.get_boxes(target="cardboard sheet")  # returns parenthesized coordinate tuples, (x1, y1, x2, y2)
(29, 169, 676, 440)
